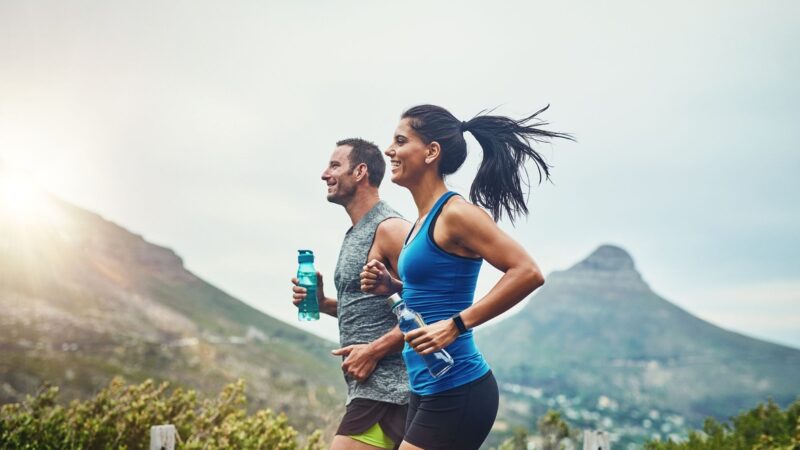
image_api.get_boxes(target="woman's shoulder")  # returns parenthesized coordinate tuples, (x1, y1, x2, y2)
(440, 195, 494, 230)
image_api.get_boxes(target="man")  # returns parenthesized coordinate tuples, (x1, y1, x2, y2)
(291, 138, 410, 450)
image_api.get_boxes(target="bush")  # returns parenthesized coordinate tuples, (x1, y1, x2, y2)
(0, 377, 322, 450)
(645, 398, 800, 450)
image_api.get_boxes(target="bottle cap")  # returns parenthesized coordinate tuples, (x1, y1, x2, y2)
(298, 249, 314, 263)
(387, 293, 403, 310)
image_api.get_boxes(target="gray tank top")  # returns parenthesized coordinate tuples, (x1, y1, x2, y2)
(334, 200, 409, 405)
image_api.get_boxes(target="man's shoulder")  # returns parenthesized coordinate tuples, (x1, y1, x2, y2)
(373, 200, 403, 219)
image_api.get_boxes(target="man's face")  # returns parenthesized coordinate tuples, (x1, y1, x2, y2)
(321, 145, 358, 205)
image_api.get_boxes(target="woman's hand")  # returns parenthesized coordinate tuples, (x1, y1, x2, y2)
(360, 259, 401, 295)
(405, 319, 460, 355)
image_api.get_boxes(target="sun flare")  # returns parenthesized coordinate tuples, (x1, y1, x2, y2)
(0, 172, 54, 224)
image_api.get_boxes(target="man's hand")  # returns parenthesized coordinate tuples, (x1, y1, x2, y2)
(331, 344, 380, 382)
(405, 319, 460, 355)
(360, 259, 400, 295)
(291, 272, 336, 317)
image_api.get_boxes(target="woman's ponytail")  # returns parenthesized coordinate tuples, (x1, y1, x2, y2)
(465, 105, 573, 223)
(402, 104, 572, 224)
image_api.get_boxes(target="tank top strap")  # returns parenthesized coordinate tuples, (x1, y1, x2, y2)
(419, 191, 458, 233)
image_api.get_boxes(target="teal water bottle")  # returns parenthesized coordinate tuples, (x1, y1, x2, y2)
(297, 250, 320, 321)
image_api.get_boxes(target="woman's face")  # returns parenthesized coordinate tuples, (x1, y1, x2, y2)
(385, 118, 430, 187)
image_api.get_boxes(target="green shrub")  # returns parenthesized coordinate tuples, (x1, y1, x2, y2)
(645, 398, 800, 450)
(0, 377, 322, 450)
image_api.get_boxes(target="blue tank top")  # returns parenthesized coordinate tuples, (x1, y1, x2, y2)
(397, 191, 490, 395)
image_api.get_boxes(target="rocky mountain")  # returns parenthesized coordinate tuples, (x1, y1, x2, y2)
(0, 192, 344, 435)
(478, 245, 800, 446)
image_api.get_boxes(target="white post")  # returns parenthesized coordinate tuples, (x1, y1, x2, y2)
(150, 424, 176, 450)
(583, 430, 611, 450)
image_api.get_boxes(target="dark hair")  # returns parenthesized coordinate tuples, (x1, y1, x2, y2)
(401, 104, 573, 223)
(336, 138, 385, 188)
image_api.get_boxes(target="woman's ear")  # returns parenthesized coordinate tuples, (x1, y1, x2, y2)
(426, 141, 441, 165)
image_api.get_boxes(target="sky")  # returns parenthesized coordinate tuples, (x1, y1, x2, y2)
(1, 1, 798, 348)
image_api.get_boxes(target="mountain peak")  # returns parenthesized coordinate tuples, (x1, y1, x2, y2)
(575, 244, 636, 272)
(549, 244, 647, 291)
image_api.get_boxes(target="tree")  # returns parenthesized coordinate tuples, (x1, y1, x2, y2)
(497, 427, 529, 450)
(539, 410, 574, 450)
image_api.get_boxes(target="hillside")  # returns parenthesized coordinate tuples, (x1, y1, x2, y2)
(0, 192, 344, 435)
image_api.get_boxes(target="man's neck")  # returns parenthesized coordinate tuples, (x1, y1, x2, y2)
(344, 190, 381, 226)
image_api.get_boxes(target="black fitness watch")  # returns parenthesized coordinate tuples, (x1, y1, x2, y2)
(451, 313, 468, 334)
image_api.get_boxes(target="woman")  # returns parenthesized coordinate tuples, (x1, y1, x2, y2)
(360, 104, 572, 449)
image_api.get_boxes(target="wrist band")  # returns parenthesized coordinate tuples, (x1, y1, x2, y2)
(451, 313, 468, 334)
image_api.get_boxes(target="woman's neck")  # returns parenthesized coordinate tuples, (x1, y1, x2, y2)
(409, 176, 449, 219)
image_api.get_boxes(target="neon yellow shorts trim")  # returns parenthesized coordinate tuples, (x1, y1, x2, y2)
(349, 421, 395, 449)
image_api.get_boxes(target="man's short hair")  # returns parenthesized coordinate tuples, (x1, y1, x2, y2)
(337, 138, 385, 188)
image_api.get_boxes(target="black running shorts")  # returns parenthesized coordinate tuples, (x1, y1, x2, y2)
(404, 370, 499, 450)
(337, 398, 408, 449)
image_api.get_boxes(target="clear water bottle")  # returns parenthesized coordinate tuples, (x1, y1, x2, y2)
(388, 293, 454, 377)
(297, 249, 319, 321)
